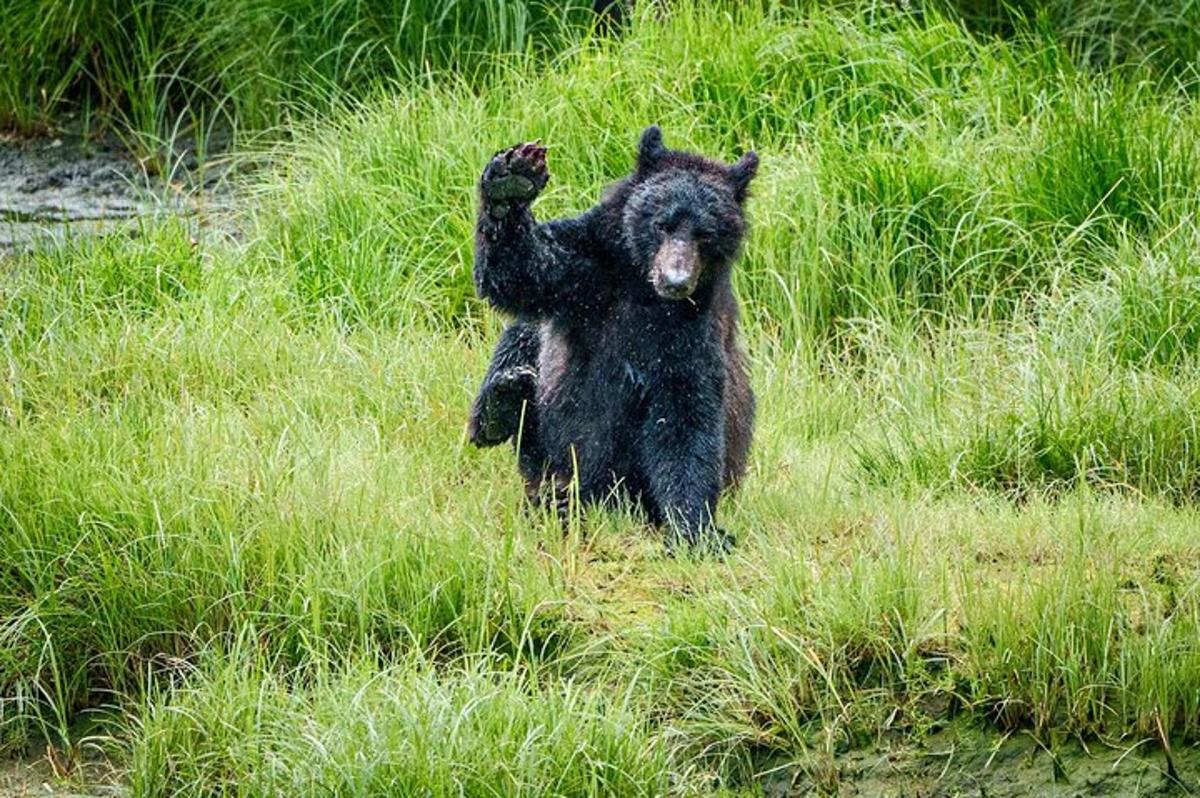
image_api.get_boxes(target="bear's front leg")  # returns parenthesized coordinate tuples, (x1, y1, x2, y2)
(638, 383, 734, 555)
(474, 142, 601, 317)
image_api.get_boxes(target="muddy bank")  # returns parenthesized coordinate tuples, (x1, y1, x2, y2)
(0, 758, 118, 798)
(1, 739, 121, 798)
(8, 725, 1192, 798)
(764, 724, 1196, 797)
(0, 130, 236, 252)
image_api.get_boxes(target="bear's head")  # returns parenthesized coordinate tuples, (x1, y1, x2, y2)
(621, 126, 758, 302)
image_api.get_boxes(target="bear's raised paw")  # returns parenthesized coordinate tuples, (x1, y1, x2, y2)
(481, 142, 549, 217)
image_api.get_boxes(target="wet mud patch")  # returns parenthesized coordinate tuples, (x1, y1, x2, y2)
(762, 725, 1198, 797)
(0, 745, 120, 798)
(0, 130, 236, 251)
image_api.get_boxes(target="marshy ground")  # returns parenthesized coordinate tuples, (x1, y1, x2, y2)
(0, 128, 236, 252)
(4, 2, 1200, 796)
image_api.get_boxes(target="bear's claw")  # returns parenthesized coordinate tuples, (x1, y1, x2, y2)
(482, 141, 550, 210)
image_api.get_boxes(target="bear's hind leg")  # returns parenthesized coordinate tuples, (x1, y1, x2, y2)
(469, 322, 541, 447)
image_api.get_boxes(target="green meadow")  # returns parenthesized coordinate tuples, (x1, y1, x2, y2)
(4, 1, 1200, 794)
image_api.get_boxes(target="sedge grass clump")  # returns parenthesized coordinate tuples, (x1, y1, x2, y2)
(813, 136, 1021, 325)
(854, 319, 1200, 501)
(630, 540, 937, 784)
(960, 531, 1200, 740)
(1014, 76, 1200, 242)
(1056, 225, 1200, 371)
(2, 220, 204, 341)
(935, 0, 1200, 75)
(127, 653, 668, 798)
(6, 0, 1196, 144)
(0, 394, 577, 748)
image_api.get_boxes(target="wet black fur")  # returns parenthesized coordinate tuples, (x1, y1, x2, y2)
(470, 126, 758, 551)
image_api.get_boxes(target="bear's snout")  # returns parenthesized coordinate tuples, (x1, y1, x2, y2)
(652, 237, 701, 299)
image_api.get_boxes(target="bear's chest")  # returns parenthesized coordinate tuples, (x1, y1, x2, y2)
(536, 302, 719, 406)
(537, 318, 644, 407)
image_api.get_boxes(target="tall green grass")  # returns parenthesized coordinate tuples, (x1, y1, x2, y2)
(939, 0, 1200, 74)
(0, 0, 594, 163)
(253, 3, 1200, 341)
(4, 2, 1200, 794)
(5, 0, 1198, 161)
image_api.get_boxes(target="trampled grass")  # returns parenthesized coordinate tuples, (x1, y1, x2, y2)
(5, 2, 1200, 794)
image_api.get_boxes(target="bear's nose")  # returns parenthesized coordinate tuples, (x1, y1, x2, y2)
(661, 269, 690, 291)
(653, 237, 701, 299)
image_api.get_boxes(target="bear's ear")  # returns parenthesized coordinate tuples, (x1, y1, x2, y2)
(637, 125, 666, 173)
(727, 151, 759, 203)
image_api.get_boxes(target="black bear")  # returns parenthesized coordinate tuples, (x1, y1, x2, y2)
(468, 126, 757, 552)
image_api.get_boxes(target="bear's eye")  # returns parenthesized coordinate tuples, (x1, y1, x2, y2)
(652, 219, 668, 236)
